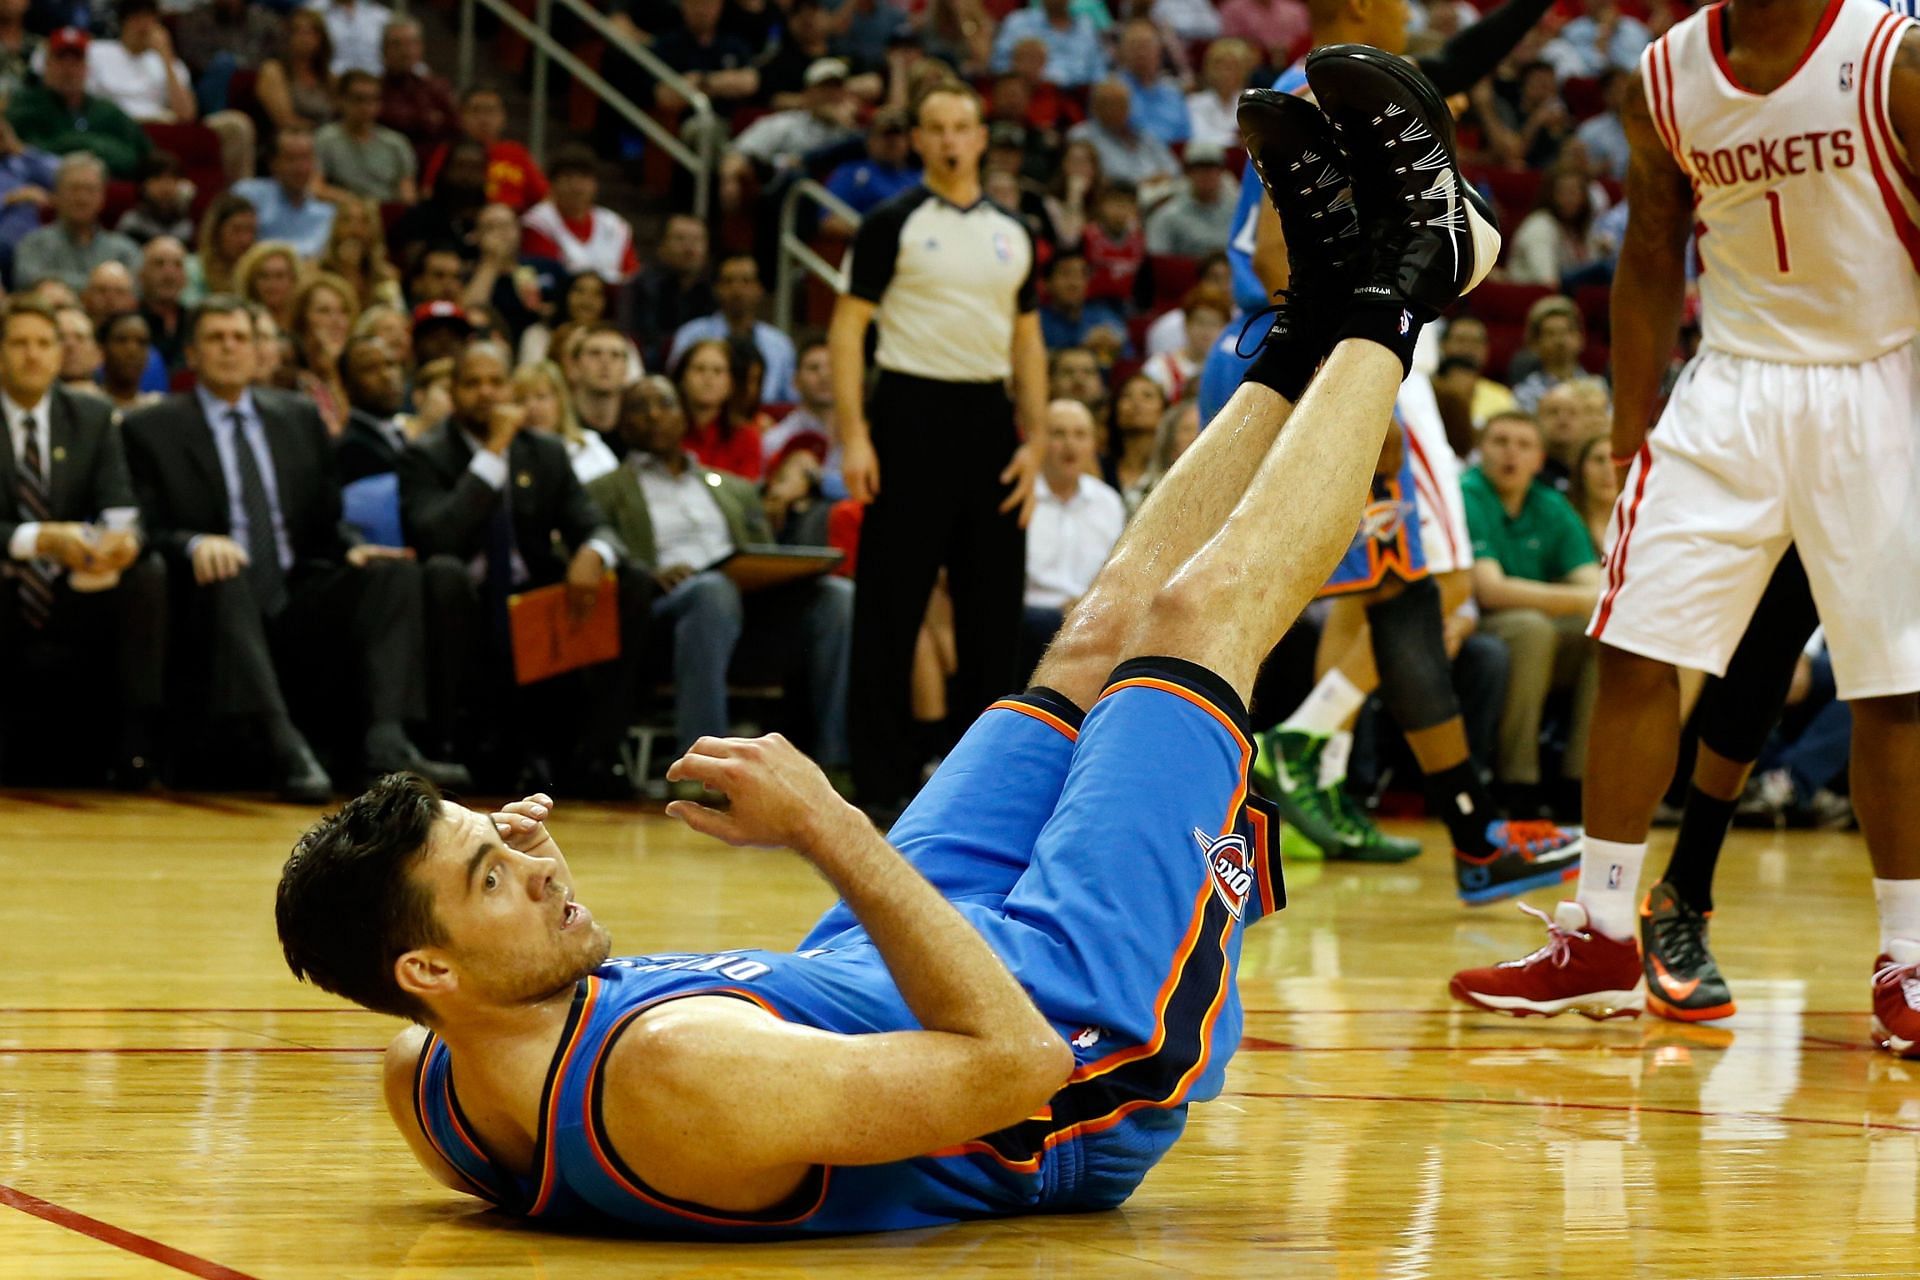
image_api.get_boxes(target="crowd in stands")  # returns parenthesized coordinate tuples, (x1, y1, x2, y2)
(2, 0, 1826, 825)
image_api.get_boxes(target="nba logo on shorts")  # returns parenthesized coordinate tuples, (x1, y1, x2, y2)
(1398, 309, 1411, 335)
(1840, 61, 1854, 91)
(1193, 828, 1254, 918)
(1607, 864, 1623, 890)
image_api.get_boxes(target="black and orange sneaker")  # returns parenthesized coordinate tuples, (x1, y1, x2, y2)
(1640, 880, 1736, 1022)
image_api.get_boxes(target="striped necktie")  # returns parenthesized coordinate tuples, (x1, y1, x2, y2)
(14, 414, 53, 628)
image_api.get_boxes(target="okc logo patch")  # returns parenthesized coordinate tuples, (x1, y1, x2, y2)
(1358, 498, 1406, 541)
(1194, 828, 1254, 919)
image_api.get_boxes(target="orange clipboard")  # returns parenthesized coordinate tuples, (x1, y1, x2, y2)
(507, 572, 620, 685)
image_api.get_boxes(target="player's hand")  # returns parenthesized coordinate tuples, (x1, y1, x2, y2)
(492, 792, 562, 860)
(998, 437, 1042, 528)
(842, 434, 879, 504)
(665, 734, 852, 850)
(190, 534, 249, 584)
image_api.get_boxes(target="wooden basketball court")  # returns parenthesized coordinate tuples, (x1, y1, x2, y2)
(3, 791, 1915, 1278)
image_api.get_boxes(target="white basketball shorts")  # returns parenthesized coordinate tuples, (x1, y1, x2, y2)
(1398, 371, 1473, 577)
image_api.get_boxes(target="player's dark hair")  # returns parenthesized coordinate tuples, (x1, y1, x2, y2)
(277, 773, 449, 1023)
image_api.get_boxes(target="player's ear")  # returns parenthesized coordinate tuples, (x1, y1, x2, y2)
(395, 949, 455, 1002)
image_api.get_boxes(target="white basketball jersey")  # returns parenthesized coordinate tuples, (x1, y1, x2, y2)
(1646, 0, 1920, 363)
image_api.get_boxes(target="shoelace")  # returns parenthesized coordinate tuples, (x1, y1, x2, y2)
(1648, 901, 1711, 972)
(1873, 957, 1920, 1008)
(1233, 295, 1295, 359)
(1515, 901, 1589, 969)
(1501, 819, 1568, 857)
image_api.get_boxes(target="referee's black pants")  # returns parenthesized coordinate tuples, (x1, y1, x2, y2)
(852, 372, 1026, 807)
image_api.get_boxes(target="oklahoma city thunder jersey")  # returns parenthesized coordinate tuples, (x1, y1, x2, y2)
(1646, 0, 1920, 362)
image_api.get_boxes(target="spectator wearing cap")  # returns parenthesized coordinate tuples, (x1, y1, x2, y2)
(519, 145, 638, 286)
(1145, 141, 1240, 256)
(317, 69, 418, 203)
(1186, 39, 1255, 151)
(990, 0, 1109, 88)
(376, 17, 459, 154)
(1068, 81, 1180, 202)
(1038, 250, 1126, 358)
(309, 0, 393, 76)
(1218, 0, 1310, 68)
(0, 113, 56, 256)
(648, 0, 760, 116)
(724, 58, 862, 195)
(1114, 18, 1189, 146)
(822, 109, 919, 230)
(422, 87, 548, 214)
(666, 253, 797, 403)
(13, 153, 139, 292)
(1510, 295, 1592, 413)
(8, 28, 152, 179)
(232, 129, 337, 261)
(410, 300, 474, 367)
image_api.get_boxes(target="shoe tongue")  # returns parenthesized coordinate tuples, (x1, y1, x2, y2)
(1890, 938, 1920, 965)
(1554, 900, 1590, 932)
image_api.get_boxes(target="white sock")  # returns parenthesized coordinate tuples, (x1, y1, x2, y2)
(1317, 729, 1353, 789)
(1874, 878, 1920, 954)
(1576, 837, 1647, 941)
(1283, 670, 1367, 738)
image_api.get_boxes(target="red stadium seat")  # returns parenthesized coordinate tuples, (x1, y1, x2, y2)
(1148, 252, 1198, 308)
(1484, 321, 1527, 383)
(1581, 340, 1611, 376)
(1470, 279, 1558, 325)
(1562, 76, 1606, 121)
(1574, 284, 1611, 335)
(1480, 168, 1544, 225)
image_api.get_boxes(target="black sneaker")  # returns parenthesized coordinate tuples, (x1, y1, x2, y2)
(1640, 880, 1737, 1022)
(1235, 88, 1364, 354)
(1303, 44, 1500, 316)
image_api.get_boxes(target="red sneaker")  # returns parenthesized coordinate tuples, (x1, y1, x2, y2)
(1449, 901, 1644, 1020)
(1871, 941, 1920, 1059)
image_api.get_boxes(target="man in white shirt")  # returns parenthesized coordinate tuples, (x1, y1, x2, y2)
(1021, 397, 1124, 673)
(308, 0, 393, 76)
(85, 0, 194, 123)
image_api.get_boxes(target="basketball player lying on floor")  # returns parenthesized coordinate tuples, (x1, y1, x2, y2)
(273, 51, 1503, 1238)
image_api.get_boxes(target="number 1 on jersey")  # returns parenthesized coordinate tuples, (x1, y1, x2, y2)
(1765, 189, 1791, 275)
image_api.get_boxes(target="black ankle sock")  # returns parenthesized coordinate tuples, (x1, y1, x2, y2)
(1336, 297, 1431, 377)
(1427, 759, 1493, 857)
(1243, 320, 1330, 404)
(1663, 787, 1738, 913)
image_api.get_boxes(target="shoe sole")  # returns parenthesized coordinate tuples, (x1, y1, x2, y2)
(1449, 978, 1644, 1020)
(1325, 842, 1424, 864)
(1279, 823, 1328, 862)
(1872, 1018, 1920, 1059)
(1304, 45, 1502, 298)
(1454, 860, 1579, 906)
(1647, 991, 1737, 1023)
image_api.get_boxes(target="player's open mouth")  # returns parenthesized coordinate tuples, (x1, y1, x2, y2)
(561, 899, 588, 930)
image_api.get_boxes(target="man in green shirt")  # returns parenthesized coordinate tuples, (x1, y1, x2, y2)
(5, 27, 151, 179)
(1462, 410, 1604, 815)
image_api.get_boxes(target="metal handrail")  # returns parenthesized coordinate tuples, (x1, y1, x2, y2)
(457, 0, 718, 218)
(774, 179, 860, 333)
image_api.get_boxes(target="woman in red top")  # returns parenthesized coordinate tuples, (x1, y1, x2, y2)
(673, 338, 766, 481)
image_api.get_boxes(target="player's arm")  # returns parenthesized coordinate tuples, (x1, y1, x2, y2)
(1888, 29, 1920, 157)
(380, 1025, 484, 1198)
(1608, 65, 1693, 472)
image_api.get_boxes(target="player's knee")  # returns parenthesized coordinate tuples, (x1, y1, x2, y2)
(1597, 644, 1678, 698)
(1851, 691, 1920, 728)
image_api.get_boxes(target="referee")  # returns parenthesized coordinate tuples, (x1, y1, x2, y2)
(830, 78, 1048, 812)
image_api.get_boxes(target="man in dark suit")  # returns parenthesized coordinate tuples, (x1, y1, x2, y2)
(0, 298, 166, 786)
(398, 340, 652, 793)
(123, 297, 469, 802)
(337, 334, 409, 483)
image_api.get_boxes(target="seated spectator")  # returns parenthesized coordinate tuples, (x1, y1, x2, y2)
(255, 9, 336, 135)
(1082, 180, 1145, 307)
(0, 114, 57, 256)
(1545, 0, 1651, 79)
(8, 28, 152, 178)
(822, 108, 918, 229)
(1020, 397, 1124, 671)
(317, 70, 418, 203)
(459, 201, 560, 350)
(1103, 370, 1167, 505)
(54, 301, 104, 396)
(98, 310, 160, 414)
(81, 0, 194, 125)
(232, 130, 337, 261)
(319, 195, 401, 312)
(1485, 60, 1572, 171)
(1535, 376, 1609, 490)
(247, 300, 290, 388)
(666, 253, 796, 402)
(1564, 433, 1616, 554)
(396, 340, 647, 792)
(187, 192, 256, 303)
(408, 299, 473, 367)
(513, 266, 602, 368)
(916, 0, 994, 78)
(1128, 395, 1198, 515)
(404, 242, 463, 308)
(519, 145, 638, 286)
(502, 359, 615, 485)
(389, 140, 487, 270)
(13, 153, 139, 292)
(1141, 284, 1228, 403)
(762, 336, 845, 500)
(830, 0, 910, 70)
(137, 235, 190, 370)
(1463, 410, 1602, 816)
(560, 322, 632, 452)
(351, 300, 412, 370)
(990, 0, 1108, 88)
(981, 138, 1052, 248)
(648, 0, 760, 117)
(1508, 163, 1607, 288)
(376, 16, 457, 154)
(116, 151, 195, 247)
(234, 239, 303, 330)
(674, 337, 765, 481)
(1218, 0, 1310, 68)
(1144, 141, 1239, 256)
(1575, 68, 1630, 183)
(1114, 18, 1188, 146)
(1038, 251, 1127, 360)
(422, 86, 548, 214)
(176, 0, 283, 81)
(999, 37, 1087, 139)
(761, 0, 882, 108)
(1068, 80, 1180, 202)
(1511, 294, 1591, 412)
(633, 213, 714, 364)
(586, 375, 852, 774)
(0, 0, 37, 104)
(336, 332, 412, 481)
(724, 57, 861, 204)
(1153, 0, 1220, 42)
(311, 0, 391, 77)
(1186, 38, 1252, 151)
(1042, 137, 1102, 248)
(1048, 343, 1107, 419)
(81, 260, 138, 326)
(289, 271, 359, 435)
(1438, 314, 1519, 428)
(1143, 249, 1230, 355)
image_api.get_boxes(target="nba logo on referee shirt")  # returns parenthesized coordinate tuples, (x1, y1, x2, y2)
(993, 230, 1013, 262)
(1194, 828, 1254, 918)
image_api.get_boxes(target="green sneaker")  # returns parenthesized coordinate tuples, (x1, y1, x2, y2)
(1251, 727, 1422, 863)
(1320, 776, 1424, 863)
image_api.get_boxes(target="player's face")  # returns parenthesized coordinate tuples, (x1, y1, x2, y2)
(1365, 0, 1412, 57)
(410, 804, 611, 1008)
